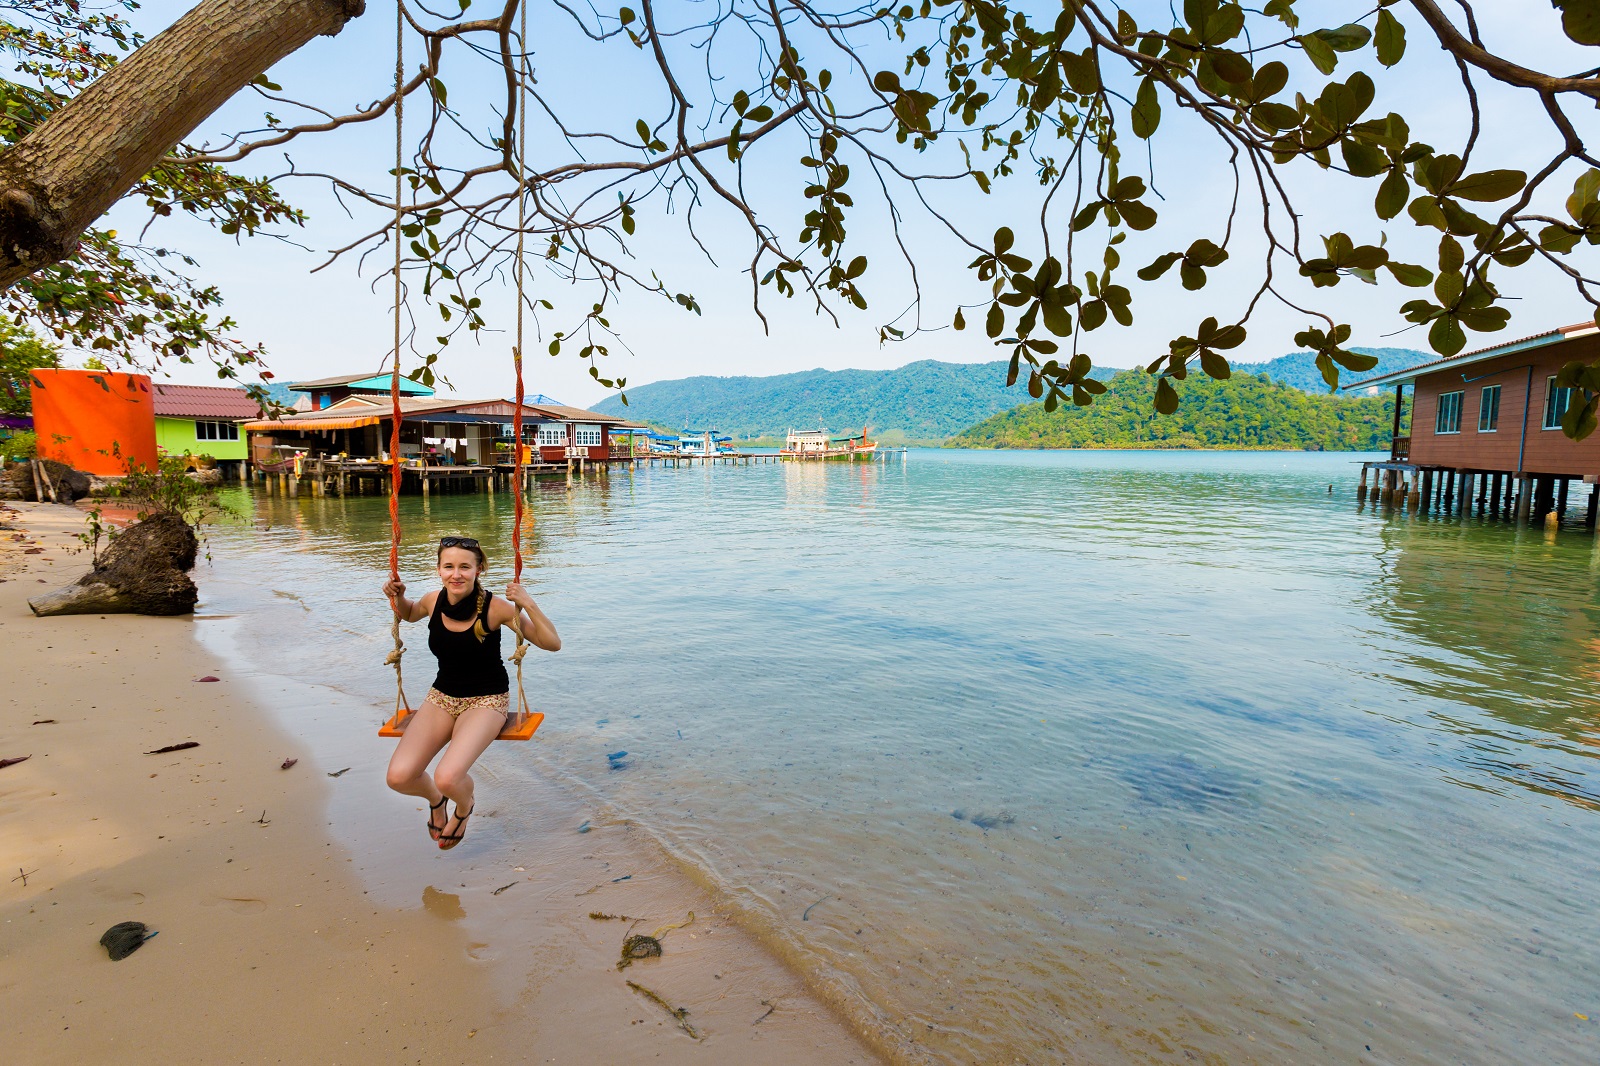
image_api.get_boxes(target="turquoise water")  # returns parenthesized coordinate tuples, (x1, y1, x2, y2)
(200, 450, 1600, 1064)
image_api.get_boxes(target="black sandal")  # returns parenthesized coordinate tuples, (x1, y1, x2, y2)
(438, 804, 474, 851)
(426, 796, 448, 841)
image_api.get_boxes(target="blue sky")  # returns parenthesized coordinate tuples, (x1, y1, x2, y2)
(113, 1, 1596, 406)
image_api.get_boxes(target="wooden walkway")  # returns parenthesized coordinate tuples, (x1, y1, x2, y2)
(253, 448, 912, 498)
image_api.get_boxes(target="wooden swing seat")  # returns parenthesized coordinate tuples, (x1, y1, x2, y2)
(378, 708, 544, 741)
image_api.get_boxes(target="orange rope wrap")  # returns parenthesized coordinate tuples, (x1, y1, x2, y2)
(387, 0, 411, 719)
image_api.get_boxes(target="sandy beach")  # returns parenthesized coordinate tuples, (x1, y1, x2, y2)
(0, 500, 881, 1065)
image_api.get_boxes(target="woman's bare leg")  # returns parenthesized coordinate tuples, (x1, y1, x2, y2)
(434, 705, 508, 841)
(386, 701, 455, 833)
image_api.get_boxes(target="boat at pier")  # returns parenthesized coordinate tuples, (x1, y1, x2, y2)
(781, 427, 878, 461)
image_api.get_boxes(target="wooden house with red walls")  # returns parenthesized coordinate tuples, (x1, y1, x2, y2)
(1346, 321, 1600, 527)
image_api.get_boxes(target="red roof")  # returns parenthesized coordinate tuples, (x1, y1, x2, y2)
(151, 384, 263, 419)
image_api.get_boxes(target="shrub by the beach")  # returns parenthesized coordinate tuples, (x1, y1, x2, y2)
(114, 454, 231, 529)
(2, 429, 36, 459)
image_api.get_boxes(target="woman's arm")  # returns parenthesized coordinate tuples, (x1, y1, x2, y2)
(381, 578, 434, 623)
(498, 582, 561, 651)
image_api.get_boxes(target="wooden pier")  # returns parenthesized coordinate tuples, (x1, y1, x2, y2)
(252, 447, 911, 498)
(1357, 459, 1600, 531)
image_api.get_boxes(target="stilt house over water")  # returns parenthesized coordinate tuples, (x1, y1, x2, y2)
(1346, 321, 1600, 527)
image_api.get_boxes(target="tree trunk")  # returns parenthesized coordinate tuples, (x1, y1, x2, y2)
(28, 512, 199, 616)
(26, 580, 145, 617)
(0, 0, 366, 290)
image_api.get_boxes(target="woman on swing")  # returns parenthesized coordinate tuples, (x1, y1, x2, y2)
(381, 535, 560, 849)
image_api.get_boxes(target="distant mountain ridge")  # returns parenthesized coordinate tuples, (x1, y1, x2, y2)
(592, 359, 1073, 443)
(1234, 346, 1429, 393)
(593, 347, 1432, 442)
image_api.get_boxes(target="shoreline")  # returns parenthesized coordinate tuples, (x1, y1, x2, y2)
(1, 500, 881, 1064)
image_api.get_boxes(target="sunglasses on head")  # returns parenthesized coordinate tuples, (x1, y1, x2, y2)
(439, 535, 480, 549)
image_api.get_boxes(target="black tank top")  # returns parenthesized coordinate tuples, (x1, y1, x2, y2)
(428, 588, 510, 698)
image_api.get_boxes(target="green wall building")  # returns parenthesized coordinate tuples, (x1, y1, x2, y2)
(152, 383, 262, 476)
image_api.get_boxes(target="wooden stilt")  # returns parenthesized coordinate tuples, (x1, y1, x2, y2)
(1516, 473, 1532, 524)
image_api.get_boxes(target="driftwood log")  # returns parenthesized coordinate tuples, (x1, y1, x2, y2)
(29, 512, 198, 616)
(1, 459, 90, 502)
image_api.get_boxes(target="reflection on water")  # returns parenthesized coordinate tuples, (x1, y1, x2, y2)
(198, 451, 1600, 1064)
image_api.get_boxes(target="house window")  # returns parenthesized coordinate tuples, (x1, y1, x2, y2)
(1478, 385, 1500, 432)
(537, 424, 566, 446)
(1543, 376, 1573, 430)
(1435, 391, 1463, 435)
(574, 425, 602, 447)
(194, 420, 240, 441)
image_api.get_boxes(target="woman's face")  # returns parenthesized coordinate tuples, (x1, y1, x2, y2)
(437, 547, 483, 596)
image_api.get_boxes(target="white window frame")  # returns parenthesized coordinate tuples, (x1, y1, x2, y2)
(1435, 391, 1463, 435)
(537, 424, 567, 447)
(1477, 385, 1500, 433)
(194, 419, 239, 441)
(1543, 376, 1572, 431)
(574, 424, 602, 447)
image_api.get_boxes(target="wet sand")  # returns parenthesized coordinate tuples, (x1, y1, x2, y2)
(0, 500, 881, 1064)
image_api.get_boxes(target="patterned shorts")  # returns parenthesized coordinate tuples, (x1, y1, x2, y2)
(425, 687, 510, 718)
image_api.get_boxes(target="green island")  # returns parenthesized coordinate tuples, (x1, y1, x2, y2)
(948, 370, 1400, 451)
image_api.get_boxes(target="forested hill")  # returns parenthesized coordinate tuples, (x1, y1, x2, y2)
(593, 347, 1425, 442)
(590, 359, 1115, 443)
(948, 370, 1396, 450)
(1233, 346, 1429, 393)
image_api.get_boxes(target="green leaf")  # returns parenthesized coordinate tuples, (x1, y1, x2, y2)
(1251, 102, 1301, 131)
(1199, 351, 1232, 380)
(1540, 224, 1582, 254)
(873, 71, 901, 93)
(1439, 235, 1464, 272)
(1340, 138, 1387, 178)
(1429, 314, 1465, 356)
(1566, 168, 1600, 222)
(1555, 0, 1600, 45)
(846, 255, 867, 278)
(1131, 77, 1161, 139)
(994, 226, 1015, 253)
(619, 6, 636, 25)
(1374, 8, 1406, 66)
(986, 302, 1005, 338)
(1119, 201, 1158, 231)
(1314, 23, 1372, 51)
(1298, 33, 1337, 74)
(1375, 169, 1409, 220)
(1060, 48, 1101, 93)
(1155, 377, 1179, 414)
(953, 307, 966, 331)
(1384, 261, 1433, 287)
(1449, 169, 1526, 202)
(1042, 301, 1073, 337)
(1138, 252, 1182, 281)
(733, 90, 749, 115)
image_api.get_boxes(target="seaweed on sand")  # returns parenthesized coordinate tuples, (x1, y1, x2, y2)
(626, 980, 701, 1039)
(616, 911, 695, 971)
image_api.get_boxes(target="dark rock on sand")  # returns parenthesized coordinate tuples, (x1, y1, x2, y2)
(100, 921, 153, 961)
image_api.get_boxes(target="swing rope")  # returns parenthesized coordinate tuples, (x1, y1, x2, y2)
(505, 0, 532, 726)
(379, 0, 541, 741)
(385, 0, 411, 721)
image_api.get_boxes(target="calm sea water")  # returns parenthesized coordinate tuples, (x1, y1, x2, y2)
(198, 451, 1600, 1064)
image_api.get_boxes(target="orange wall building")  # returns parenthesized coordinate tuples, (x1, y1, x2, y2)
(29, 369, 159, 475)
